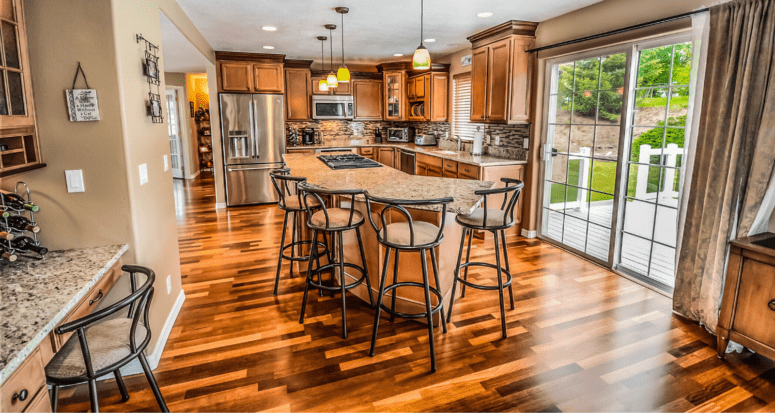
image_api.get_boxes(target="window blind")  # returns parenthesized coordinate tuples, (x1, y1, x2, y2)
(453, 74, 483, 139)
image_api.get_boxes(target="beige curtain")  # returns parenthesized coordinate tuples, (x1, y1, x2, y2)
(673, 0, 775, 332)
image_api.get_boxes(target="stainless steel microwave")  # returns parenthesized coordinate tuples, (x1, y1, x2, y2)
(387, 127, 411, 142)
(312, 95, 353, 120)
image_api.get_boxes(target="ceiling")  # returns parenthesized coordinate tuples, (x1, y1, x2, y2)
(176, 0, 603, 64)
(160, 12, 211, 73)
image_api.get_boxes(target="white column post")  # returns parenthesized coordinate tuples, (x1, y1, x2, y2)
(578, 147, 591, 209)
(663, 143, 679, 200)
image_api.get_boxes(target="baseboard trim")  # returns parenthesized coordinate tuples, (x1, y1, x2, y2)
(521, 229, 537, 238)
(186, 170, 201, 180)
(215, 202, 227, 210)
(98, 289, 185, 380)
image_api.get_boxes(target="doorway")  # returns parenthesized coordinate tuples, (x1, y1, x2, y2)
(166, 88, 185, 179)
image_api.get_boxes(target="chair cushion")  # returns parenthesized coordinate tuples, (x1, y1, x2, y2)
(381, 221, 440, 246)
(310, 208, 364, 229)
(457, 208, 512, 228)
(45, 318, 147, 380)
(282, 196, 321, 211)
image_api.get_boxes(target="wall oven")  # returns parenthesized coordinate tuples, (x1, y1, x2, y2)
(312, 95, 353, 120)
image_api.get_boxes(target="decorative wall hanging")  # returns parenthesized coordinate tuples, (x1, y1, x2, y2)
(136, 33, 163, 123)
(190, 101, 195, 117)
(461, 54, 472, 66)
(65, 62, 100, 121)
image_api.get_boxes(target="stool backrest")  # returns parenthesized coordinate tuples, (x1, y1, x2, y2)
(298, 182, 364, 229)
(270, 169, 306, 210)
(476, 178, 524, 227)
(363, 192, 453, 248)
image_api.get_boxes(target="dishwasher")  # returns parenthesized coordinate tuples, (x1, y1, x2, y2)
(400, 149, 415, 175)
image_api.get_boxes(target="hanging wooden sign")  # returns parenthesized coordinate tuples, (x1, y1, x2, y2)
(66, 62, 100, 121)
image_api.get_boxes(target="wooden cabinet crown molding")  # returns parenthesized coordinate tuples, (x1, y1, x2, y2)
(215, 51, 286, 63)
(284, 59, 313, 69)
(467, 20, 538, 48)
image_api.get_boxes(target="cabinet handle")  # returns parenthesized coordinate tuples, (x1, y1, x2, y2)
(13, 389, 28, 402)
(480, 116, 485, 119)
(769, 299, 775, 311)
(89, 289, 104, 306)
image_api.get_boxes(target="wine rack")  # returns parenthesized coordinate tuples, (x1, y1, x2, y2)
(1, 182, 47, 263)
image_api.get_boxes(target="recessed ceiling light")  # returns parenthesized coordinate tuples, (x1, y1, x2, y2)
(261, 26, 277, 31)
(393, 53, 404, 56)
(263, 46, 275, 50)
(477, 12, 493, 18)
(424, 38, 436, 43)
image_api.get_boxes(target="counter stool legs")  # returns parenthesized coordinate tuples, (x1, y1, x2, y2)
(501, 230, 515, 310)
(88, 379, 99, 413)
(420, 250, 437, 372)
(429, 248, 448, 333)
(389, 250, 400, 323)
(462, 229, 473, 298)
(355, 227, 375, 308)
(493, 233, 507, 338)
(337, 231, 348, 338)
(50, 384, 59, 412)
(115, 370, 129, 402)
(273, 211, 290, 296)
(370, 248, 392, 357)
(139, 351, 169, 412)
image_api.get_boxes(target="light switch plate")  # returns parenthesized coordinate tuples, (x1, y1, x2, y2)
(139, 164, 148, 185)
(163, 155, 169, 171)
(65, 170, 85, 193)
(166, 275, 172, 294)
(523, 138, 530, 149)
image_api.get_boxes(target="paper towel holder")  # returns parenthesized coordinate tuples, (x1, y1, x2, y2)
(472, 126, 484, 156)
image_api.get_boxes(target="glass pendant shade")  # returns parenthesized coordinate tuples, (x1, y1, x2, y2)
(413, 45, 431, 70)
(318, 79, 329, 92)
(327, 72, 339, 88)
(337, 66, 350, 83)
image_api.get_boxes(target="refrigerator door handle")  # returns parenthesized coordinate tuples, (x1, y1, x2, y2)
(227, 165, 283, 172)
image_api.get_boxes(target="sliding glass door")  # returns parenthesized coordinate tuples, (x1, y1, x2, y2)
(540, 34, 693, 292)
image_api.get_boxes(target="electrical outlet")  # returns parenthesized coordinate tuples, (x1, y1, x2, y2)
(163, 155, 169, 171)
(139, 164, 148, 185)
(485, 134, 491, 145)
(523, 138, 530, 149)
(494, 136, 500, 146)
(166, 275, 171, 294)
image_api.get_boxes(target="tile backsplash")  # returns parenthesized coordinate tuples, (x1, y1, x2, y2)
(286, 120, 530, 161)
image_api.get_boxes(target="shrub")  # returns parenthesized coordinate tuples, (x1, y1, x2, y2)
(630, 115, 686, 162)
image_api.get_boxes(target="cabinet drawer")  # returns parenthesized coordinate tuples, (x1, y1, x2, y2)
(55, 263, 121, 349)
(20, 388, 51, 413)
(427, 166, 443, 178)
(416, 153, 442, 169)
(458, 163, 480, 179)
(733, 259, 775, 344)
(443, 159, 458, 173)
(0, 349, 45, 413)
(359, 147, 374, 155)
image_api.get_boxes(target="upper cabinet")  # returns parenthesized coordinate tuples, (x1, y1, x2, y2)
(467, 20, 537, 124)
(1, 0, 44, 177)
(408, 72, 448, 122)
(309, 74, 351, 95)
(216, 52, 285, 94)
(352, 79, 383, 121)
(284, 66, 311, 121)
(383, 71, 405, 121)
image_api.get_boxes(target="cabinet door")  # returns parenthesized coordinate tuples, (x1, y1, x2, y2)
(334, 81, 351, 95)
(415, 163, 428, 176)
(415, 75, 427, 98)
(407, 77, 416, 99)
(430, 73, 448, 121)
(353, 80, 383, 120)
(378, 148, 395, 168)
(285, 69, 311, 120)
(486, 38, 511, 122)
(470, 47, 488, 122)
(733, 259, 775, 343)
(384, 72, 405, 120)
(253, 63, 284, 93)
(509, 38, 535, 123)
(311, 75, 330, 95)
(427, 166, 443, 177)
(220, 62, 253, 92)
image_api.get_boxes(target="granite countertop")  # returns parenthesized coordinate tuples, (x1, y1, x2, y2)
(286, 139, 528, 167)
(284, 152, 495, 215)
(0, 244, 128, 384)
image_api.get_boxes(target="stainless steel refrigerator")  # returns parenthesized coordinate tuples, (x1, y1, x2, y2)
(220, 93, 285, 206)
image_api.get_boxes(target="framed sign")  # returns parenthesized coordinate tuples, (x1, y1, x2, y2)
(66, 89, 100, 121)
(190, 101, 195, 117)
(150, 96, 163, 118)
(145, 57, 159, 80)
(461, 54, 472, 67)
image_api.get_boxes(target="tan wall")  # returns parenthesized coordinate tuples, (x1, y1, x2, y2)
(436, 48, 473, 125)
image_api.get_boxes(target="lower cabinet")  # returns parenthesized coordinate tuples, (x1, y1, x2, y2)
(358, 147, 375, 160)
(377, 147, 395, 168)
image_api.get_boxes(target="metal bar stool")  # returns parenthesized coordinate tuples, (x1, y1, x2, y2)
(447, 178, 524, 338)
(364, 192, 452, 373)
(298, 183, 374, 339)
(269, 169, 327, 296)
(45, 265, 168, 413)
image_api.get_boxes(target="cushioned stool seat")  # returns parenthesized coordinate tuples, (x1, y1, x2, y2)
(382, 221, 440, 246)
(456, 208, 511, 227)
(310, 208, 364, 229)
(46, 318, 147, 380)
(283, 196, 321, 211)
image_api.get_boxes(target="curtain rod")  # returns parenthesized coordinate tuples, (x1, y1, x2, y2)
(526, 8, 709, 53)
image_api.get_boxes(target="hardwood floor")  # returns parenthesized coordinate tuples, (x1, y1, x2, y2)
(58, 174, 775, 412)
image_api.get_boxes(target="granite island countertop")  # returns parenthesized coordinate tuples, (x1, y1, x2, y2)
(286, 139, 528, 167)
(284, 152, 495, 215)
(0, 244, 128, 383)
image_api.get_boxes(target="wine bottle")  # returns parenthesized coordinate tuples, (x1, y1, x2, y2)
(4, 215, 40, 233)
(1, 193, 39, 212)
(0, 230, 13, 241)
(9, 236, 48, 255)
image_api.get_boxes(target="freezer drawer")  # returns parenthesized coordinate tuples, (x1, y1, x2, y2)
(225, 164, 282, 206)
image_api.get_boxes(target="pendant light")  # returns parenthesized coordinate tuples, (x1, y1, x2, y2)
(412, 0, 431, 70)
(325, 24, 338, 88)
(335, 7, 350, 83)
(317, 36, 329, 92)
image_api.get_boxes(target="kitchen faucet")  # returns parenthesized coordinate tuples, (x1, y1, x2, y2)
(455, 135, 463, 151)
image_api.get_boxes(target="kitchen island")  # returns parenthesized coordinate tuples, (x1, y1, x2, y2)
(284, 152, 495, 322)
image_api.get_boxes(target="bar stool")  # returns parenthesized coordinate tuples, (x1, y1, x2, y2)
(45, 265, 168, 413)
(447, 178, 524, 338)
(298, 183, 374, 339)
(269, 169, 327, 296)
(364, 192, 452, 373)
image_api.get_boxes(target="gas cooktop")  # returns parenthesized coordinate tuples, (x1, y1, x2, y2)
(318, 154, 382, 170)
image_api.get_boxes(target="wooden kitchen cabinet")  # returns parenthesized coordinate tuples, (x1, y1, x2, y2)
(253, 63, 284, 93)
(377, 147, 395, 168)
(467, 20, 537, 124)
(717, 233, 775, 362)
(407, 73, 448, 122)
(285, 68, 311, 120)
(333, 81, 351, 95)
(415, 153, 443, 177)
(383, 71, 406, 121)
(443, 159, 458, 178)
(219, 62, 254, 92)
(0, 349, 48, 413)
(216, 52, 285, 94)
(353, 80, 383, 120)
(358, 147, 375, 160)
(310, 74, 329, 95)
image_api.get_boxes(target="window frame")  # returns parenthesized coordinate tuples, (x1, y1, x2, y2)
(451, 72, 483, 140)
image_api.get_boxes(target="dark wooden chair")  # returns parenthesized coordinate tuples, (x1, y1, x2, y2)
(447, 178, 524, 338)
(45, 265, 168, 413)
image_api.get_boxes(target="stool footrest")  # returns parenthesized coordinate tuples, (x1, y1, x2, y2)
(380, 282, 444, 319)
(308, 263, 368, 292)
(281, 240, 328, 262)
(455, 262, 513, 291)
